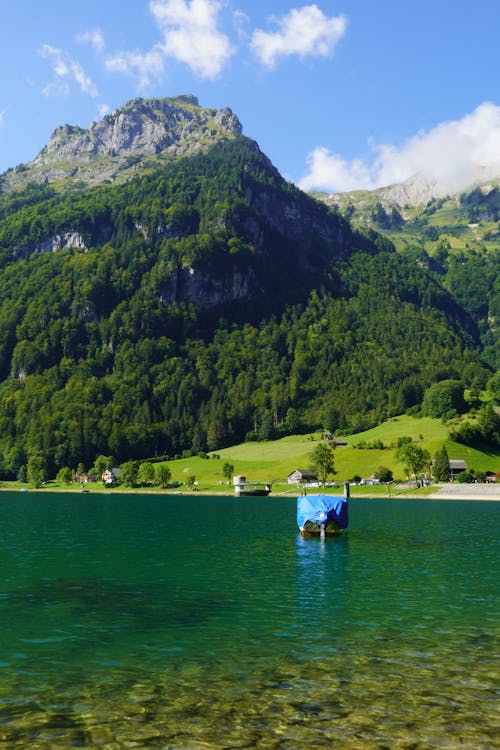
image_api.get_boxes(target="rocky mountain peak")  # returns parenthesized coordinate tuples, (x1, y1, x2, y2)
(381, 166, 500, 207)
(5, 96, 243, 191)
(380, 173, 446, 207)
(35, 95, 242, 165)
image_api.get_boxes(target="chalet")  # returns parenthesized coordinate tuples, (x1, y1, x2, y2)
(102, 467, 122, 485)
(321, 432, 347, 447)
(78, 473, 97, 484)
(288, 469, 318, 485)
(431, 459, 467, 479)
(448, 460, 467, 477)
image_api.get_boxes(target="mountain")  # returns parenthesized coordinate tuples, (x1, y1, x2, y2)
(0, 97, 496, 478)
(313, 176, 500, 363)
(1, 95, 366, 312)
(317, 167, 500, 209)
(2, 95, 242, 191)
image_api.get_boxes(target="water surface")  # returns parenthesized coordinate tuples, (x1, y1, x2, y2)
(0, 492, 498, 748)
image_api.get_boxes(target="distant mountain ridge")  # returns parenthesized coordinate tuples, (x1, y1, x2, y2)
(2, 95, 242, 190)
(317, 168, 500, 210)
(383, 167, 500, 206)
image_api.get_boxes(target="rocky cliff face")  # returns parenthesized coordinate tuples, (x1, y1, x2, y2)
(5, 95, 242, 190)
(382, 168, 500, 206)
(380, 173, 447, 207)
(12, 231, 88, 260)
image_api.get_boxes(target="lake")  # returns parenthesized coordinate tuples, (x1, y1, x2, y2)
(0, 492, 498, 748)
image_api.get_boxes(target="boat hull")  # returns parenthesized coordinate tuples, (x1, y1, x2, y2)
(297, 494, 348, 535)
(299, 520, 344, 537)
(235, 487, 271, 496)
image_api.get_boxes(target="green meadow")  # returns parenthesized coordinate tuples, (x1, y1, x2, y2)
(195, 414, 499, 492)
(26, 413, 499, 496)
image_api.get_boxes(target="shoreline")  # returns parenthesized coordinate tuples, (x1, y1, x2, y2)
(424, 484, 500, 501)
(1, 484, 499, 501)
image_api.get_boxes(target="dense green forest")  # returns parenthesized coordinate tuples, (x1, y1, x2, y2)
(0, 136, 497, 479)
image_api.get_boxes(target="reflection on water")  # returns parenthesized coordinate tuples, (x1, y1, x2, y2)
(0, 493, 498, 748)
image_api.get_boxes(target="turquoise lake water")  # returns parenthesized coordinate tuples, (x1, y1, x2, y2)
(0, 492, 498, 748)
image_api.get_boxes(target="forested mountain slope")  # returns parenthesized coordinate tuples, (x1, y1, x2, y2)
(0, 98, 494, 478)
(314, 182, 500, 369)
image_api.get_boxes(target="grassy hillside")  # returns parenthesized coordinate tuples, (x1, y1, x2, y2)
(27, 414, 499, 495)
(208, 415, 499, 486)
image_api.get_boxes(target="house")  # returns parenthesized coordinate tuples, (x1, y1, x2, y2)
(102, 467, 122, 485)
(321, 432, 347, 447)
(448, 460, 467, 478)
(78, 473, 97, 484)
(287, 469, 318, 485)
(431, 459, 467, 479)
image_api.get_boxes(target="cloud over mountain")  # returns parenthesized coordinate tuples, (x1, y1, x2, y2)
(150, 0, 234, 79)
(300, 102, 500, 195)
(105, 0, 234, 83)
(40, 44, 100, 100)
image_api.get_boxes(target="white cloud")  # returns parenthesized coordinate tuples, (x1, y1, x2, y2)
(98, 103, 111, 118)
(0, 106, 8, 128)
(300, 148, 373, 193)
(251, 5, 347, 68)
(150, 0, 234, 79)
(76, 29, 106, 54)
(105, 46, 166, 88)
(299, 102, 500, 194)
(233, 9, 250, 41)
(40, 44, 100, 100)
(105, 0, 233, 86)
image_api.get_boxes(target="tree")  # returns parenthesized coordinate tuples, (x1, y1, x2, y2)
(433, 445, 450, 482)
(487, 371, 500, 401)
(451, 406, 500, 448)
(56, 466, 73, 485)
(284, 407, 301, 434)
(310, 442, 335, 485)
(422, 380, 466, 419)
(120, 460, 140, 487)
(76, 462, 86, 480)
(156, 464, 172, 488)
(374, 466, 393, 483)
(27, 454, 48, 488)
(222, 462, 234, 482)
(92, 454, 114, 476)
(258, 410, 275, 441)
(137, 461, 155, 486)
(396, 443, 430, 484)
(477, 406, 500, 446)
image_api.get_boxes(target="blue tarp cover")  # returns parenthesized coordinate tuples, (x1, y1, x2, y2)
(297, 494, 348, 529)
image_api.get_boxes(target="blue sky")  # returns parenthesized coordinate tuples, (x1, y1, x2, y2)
(2, 1, 500, 193)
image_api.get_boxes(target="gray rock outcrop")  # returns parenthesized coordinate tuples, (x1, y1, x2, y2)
(33, 96, 242, 166)
(5, 95, 243, 191)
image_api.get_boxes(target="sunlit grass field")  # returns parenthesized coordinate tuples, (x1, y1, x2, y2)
(20, 413, 499, 495)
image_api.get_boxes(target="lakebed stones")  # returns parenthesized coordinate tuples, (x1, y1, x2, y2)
(0, 637, 498, 747)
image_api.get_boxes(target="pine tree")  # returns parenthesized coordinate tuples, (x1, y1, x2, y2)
(433, 445, 450, 482)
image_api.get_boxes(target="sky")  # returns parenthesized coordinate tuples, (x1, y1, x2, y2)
(2, 0, 500, 194)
